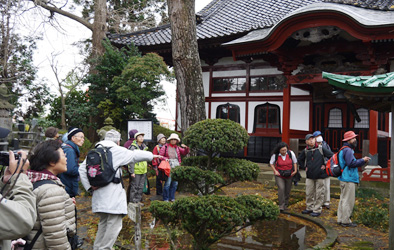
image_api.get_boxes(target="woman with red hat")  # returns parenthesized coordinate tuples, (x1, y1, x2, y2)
(337, 131, 370, 227)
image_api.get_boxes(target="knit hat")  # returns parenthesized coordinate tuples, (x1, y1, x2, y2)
(129, 129, 138, 139)
(45, 127, 59, 138)
(342, 131, 358, 141)
(67, 127, 83, 140)
(105, 129, 121, 142)
(157, 133, 166, 142)
(305, 134, 314, 141)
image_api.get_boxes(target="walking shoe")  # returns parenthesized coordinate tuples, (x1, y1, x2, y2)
(310, 212, 321, 217)
(323, 204, 330, 209)
(301, 210, 313, 214)
(341, 222, 357, 227)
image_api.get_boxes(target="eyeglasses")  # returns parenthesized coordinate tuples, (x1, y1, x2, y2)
(73, 136, 85, 140)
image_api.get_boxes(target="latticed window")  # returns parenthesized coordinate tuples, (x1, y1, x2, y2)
(250, 75, 286, 91)
(328, 108, 343, 128)
(216, 103, 240, 123)
(212, 78, 246, 92)
(253, 103, 281, 135)
(354, 108, 369, 128)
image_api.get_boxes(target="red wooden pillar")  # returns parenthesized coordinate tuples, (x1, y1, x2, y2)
(282, 83, 291, 144)
(369, 110, 378, 155)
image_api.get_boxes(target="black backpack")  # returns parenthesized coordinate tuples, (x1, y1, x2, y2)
(86, 145, 120, 187)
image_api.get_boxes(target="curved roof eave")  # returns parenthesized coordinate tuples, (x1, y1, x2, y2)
(223, 2, 394, 47)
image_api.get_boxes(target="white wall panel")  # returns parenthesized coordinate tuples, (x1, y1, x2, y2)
(290, 101, 310, 131)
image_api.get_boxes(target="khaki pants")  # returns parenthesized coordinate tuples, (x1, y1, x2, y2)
(337, 181, 357, 224)
(305, 178, 325, 213)
(275, 176, 292, 210)
(94, 213, 123, 250)
(324, 177, 330, 205)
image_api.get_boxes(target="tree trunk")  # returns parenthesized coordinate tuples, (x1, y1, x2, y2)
(91, 0, 107, 59)
(167, 0, 206, 134)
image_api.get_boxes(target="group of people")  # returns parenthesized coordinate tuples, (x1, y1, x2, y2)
(270, 130, 370, 227)
(0, 125, 190, 250)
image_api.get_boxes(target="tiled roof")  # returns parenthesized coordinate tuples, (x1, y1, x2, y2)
(108, 0, 394, 47)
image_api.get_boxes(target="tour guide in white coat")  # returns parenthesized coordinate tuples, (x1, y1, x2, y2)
(79, 129, 161, 250)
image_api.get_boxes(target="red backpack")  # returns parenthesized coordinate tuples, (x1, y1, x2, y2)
(325, 146, 349, 177)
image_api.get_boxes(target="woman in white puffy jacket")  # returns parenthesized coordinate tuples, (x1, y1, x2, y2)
(26, 140, 76, 249)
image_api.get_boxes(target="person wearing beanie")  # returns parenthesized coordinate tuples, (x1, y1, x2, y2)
(337, 131, 370, 227)
(152, 133, 167, 196)
(79, 129, 162, 250)
(44, 126, 60, 140)
(313, 131, 332, 209)
(58, 127, 85, 197)
(123, 129, 138, 149)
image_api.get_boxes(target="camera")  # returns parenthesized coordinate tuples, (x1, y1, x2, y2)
(0, 151, 20, 166)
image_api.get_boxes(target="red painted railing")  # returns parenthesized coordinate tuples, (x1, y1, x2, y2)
(362, 160, 390, 183)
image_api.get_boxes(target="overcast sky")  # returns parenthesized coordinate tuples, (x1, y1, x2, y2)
(23, 0, 212, 120)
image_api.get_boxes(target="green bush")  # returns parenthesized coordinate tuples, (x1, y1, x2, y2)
(177, 156, 260, 194)
(183, 119, 249, 168)
(149, 195, 279, 250)
(354, 205, 389, 232)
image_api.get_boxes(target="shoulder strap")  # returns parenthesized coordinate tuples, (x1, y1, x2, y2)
(33, 180, 56, 190)
(24, 226, 43, 250)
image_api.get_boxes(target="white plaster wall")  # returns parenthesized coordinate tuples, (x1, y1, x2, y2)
(202, 71, 210, 97)
(291, 86, 310, 96)
(210, 102, 246, 128)
(248, 101, 283, 133)
(205, 102, 209, 119)
(212, 93, 246, 97)
(250, 68, 283, 76)
(213, 70, 246, 77)
(290, 101, 310, 131)
(214, 57, 245, 65)
(249, 92, 283, 97)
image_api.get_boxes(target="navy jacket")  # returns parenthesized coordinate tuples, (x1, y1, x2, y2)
(297, 144, 333, 179)
(58, 140, 80, 197)
(338, 142, 366, 184)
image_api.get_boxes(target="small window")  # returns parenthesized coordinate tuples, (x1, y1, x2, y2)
(216, 103, 240, 123)
(354, 108, 369, 128)
(213, 78, 246, 92)
(328, 108, 343, 128)
(250, 75, 286, 91)
(253, 103, 281, 134)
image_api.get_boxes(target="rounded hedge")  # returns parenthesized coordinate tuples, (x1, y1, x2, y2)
(183, 119, 249, 156)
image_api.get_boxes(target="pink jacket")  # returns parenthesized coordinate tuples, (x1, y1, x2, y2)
(159, 143, 190, 164)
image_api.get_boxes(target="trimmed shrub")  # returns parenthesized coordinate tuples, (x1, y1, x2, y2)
(177, 156, 260, 194)
(149, 195, 279, 250)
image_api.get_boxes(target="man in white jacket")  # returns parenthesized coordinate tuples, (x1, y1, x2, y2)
(79, 129, 160, 250)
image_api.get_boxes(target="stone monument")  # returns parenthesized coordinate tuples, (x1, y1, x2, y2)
(0, 84, 15, 130)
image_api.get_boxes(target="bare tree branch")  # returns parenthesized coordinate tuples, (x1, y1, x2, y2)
(31, 0, 93, 31)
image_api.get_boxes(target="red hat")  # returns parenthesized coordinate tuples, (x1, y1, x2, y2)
(343, 131, 358, 141)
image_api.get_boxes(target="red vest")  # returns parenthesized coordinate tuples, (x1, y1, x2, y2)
(276, 153, 293, 171)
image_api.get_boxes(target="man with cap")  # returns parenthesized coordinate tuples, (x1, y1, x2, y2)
(79, 129, 161, 250)
(313, 131, 332, 209)
(337, 131, 370, 227)
(152, 133, 166, 196)
(297, 133, 333, 217)
(58, 127, 85, 197)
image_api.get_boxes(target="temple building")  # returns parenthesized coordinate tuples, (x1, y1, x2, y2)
(108, 0, 393, 164)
